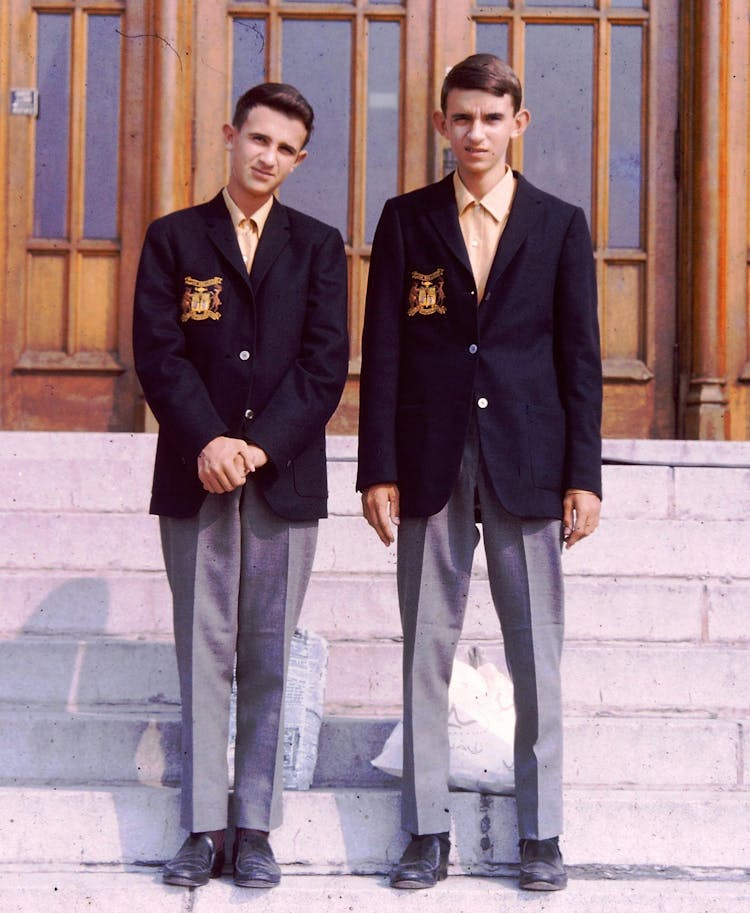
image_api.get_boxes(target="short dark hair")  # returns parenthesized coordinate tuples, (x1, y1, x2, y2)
(232, 82, 315, 147)
(441, 54, 523, 114)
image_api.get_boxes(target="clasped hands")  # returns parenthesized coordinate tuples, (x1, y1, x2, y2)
(363, 482, 601, 549)
(197, 436, 268, 494)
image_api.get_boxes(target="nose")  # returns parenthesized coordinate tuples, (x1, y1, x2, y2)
(466, 117, 485, 143)
(258, 147, 276, 168)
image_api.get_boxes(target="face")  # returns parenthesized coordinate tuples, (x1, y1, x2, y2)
(223, 104, 308, 208)
(433, 88, 529, 187)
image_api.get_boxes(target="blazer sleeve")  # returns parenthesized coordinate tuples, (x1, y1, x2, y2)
(243, 225, 349, 467)
(356, 198, 405, 491)
(132, 218, 229, 461)
(554, 206, 603, 498)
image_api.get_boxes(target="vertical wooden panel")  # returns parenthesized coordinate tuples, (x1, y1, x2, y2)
(77, 254, 118, 351)
(27, 254, 67, 351)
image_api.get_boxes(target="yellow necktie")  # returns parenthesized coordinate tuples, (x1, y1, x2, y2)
(237, 218, 258, 273)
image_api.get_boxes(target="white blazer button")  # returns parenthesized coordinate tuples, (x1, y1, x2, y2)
(469, 344, 478, 354)
(239, 350, 250, 361)
(244, 409, 254, 420)
(477, 397, 488, 409)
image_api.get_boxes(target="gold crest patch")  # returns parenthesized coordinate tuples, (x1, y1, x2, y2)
(407, 268, 446, 317)
(181, 276, 223, 322)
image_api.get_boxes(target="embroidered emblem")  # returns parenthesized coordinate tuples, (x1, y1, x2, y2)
(407, 268, 447, 317)
(181, 276, 223, 322)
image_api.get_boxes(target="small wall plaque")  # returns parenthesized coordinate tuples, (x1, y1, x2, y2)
(10, 88, 39, 117)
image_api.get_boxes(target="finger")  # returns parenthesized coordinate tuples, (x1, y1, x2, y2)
(363, 492, 394, 546)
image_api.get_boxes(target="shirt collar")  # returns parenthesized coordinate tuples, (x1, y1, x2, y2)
(453, 166, 516, 222)
(222, 187, 274, 236)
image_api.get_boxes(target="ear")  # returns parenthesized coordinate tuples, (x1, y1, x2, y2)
(222, 123, 235, 150)
(512, 108, 531, 138)
(290, 148, 308, 172)
(432, 109, 448, 138)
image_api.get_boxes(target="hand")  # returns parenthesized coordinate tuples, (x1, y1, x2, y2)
(362, 482, 400, 546)
(197, 436, 254, 493)
(562, 489, 601, 549)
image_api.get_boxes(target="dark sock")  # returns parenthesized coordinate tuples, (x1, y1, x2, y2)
(194, 828, 225, 852)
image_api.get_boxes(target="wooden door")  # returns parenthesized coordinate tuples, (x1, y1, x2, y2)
(436, 0, 680, 439)
(191, 0, 433, 433)
(0, 0, 148, 430)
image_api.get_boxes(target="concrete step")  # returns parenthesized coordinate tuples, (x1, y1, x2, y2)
(0, 709, 741, 791)
(2, 870, 750, 913)
(5, 569, 741, 645)
(1, 784, 748, 870)
(4, 509, 750, 579)
(4, 432, 750, 520)
(2, 635, 748, 714)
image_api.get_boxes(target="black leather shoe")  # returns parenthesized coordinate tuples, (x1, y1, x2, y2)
(519, 837, 568, 891)
(163, 833, 225, 887)
(389, 834, 450, 890)
(233, 831, 281, 888)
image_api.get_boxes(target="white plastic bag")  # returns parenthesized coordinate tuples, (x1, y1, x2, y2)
(372, 654, 515, 794)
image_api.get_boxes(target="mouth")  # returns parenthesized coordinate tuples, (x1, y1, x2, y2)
(251, 167, 275, 180)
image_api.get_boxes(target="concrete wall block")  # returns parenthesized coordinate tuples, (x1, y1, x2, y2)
(1, 784, 748, 869)
(562, 518, 750, 578)
(706, 582, 750, 643)
(0, 637, 179, 705)
(322, 641, 750, 714)
(599, 466, 672, 519)
(0, 710, 181, 785)
(0, 513, 164, 571)
(302, 575, 705, 644)
(0, 570, 706, 644)
(674, 467, 750, 519)
(565, 717, 740, 787)
(0, 570, 173, 637)
(1, 459, 152, 513)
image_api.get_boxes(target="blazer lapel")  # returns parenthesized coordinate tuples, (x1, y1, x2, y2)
(202, 193, 251, 284)
(249, 201, 290, 291)
(425, 175, 473, 277)
(483, 173, 542, 295)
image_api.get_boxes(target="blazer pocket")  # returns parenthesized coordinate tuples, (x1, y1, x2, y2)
(292, 441, 328, 499)
(526, 403, 565, 492)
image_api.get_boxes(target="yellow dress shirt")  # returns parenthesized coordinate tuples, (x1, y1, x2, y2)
(454, 166, 516, 302)
(222, 187, 273, 273)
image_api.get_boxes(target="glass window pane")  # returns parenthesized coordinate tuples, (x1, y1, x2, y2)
(523, 24, 594, 223)
(611, 0, 643, 6)
(35, 14, 71, 238)
(281, 20, 351, 240)
(84, 16, 121, 240)
(233, 18, 267, 108)
(609, 26, 643, 248)
(366, 21, 400, 242)
(475, 22, 508, 60)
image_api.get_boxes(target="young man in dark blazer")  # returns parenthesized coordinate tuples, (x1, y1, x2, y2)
(133, 83, 348, 890)
(357, 55, 602, 892)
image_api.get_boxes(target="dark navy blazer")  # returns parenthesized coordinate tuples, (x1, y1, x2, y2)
(356, 172, 602, 520)
(133, 192, 349, 520)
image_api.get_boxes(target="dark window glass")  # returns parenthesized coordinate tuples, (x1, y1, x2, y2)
(281, 19, 352, 239)
(475, 22, 509, 62)
(523, 23, 594, 223)
(35, 14, 71, 238)
(84, 16, 122, 239)
(609, 25, 643, 248)
(366, 21, 400, 242)
(233, 18, 267, 107)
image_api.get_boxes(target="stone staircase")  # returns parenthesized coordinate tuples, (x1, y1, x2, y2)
(1, 431, 749, 912)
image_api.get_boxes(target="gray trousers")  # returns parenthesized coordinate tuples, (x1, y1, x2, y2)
(397, 421, 564, 840)
(160, 480, 317, 833)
